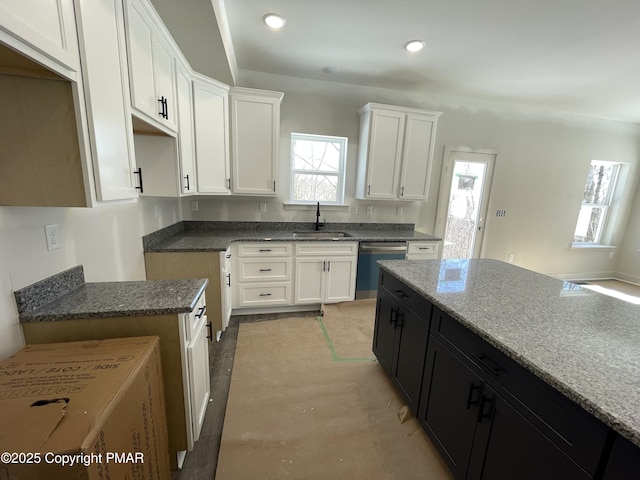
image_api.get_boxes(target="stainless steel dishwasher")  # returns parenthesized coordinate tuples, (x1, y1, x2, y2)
(355, 242, 407, 299)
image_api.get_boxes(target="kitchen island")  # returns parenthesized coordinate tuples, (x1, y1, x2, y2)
(375, 258, 640, 479)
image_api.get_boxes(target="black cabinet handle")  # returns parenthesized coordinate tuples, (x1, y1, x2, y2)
(226, 273, 231, 287)
(477, 395, 495, 423)
(395, 311, 405, 328)
(394, 289, 408, 299)
(390, 308, 398, 325)
(259, 249, 272, 252)
(206, 321, 213, 341)
(195, 306, 206, 318)
(227, 178, 231, 190)
(322, 260, 326, 272)
(259, 268, 272, 272)
(273, 180, 276, 192)
(259, 293, 272, 297)
(134, 167, 144, 193)
(400, 186, 405, 196)
(327, 260, 331, 272)
(158, 96, 169, 119)
(184, 174, 190, 191)
(466, 383, 482, 409)
(472, 353, 502, 376)
(367, 185, 371, 195)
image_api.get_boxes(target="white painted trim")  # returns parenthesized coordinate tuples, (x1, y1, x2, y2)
(211, 0, 238, 85)
(283, 203, 349, 211)
(568, 244, 616, 251)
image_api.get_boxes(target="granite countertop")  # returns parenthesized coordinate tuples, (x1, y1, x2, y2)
(15, 266, 208, 323)
(378, 258, 640, 447)
(143, 221, 442, 253)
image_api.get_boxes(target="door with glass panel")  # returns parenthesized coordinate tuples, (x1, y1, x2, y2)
(436, 147, 497, 259)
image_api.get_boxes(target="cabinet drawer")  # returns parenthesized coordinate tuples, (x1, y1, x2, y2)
(431, 308, 609, 476)
(237, 282, 291, 307)
(184, 293, 207, 343)
(379, 269, 431, 316)
(236, 242, 292, 257)
(238, 258, 291, 281)
(295, 241, 358, 256)
(407, 242, 439, 255)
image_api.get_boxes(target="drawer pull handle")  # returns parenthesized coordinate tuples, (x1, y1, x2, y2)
(226, 273, 231, 287)
(259, 293, 272, 297)
(466, 382, 482, 409)
(472, 353, 502, 376)
(259, 268, 272, 272)
(206, 321, 213, 341)
(394, 289, 408, 299)
(195, 306, 206, 318)
(418, 247, 429, 250)
(259, 249, 272, 252)
(477, 395, 495, 423)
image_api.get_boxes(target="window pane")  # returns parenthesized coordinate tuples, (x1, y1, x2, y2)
(583, 163, 617, 204)
(293, 173, 338, 202)
(292, 139, 341, 172)
(574, 205, 605, 243)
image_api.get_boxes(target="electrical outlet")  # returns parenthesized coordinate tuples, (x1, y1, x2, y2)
(508, 253, 514, 263)
(44, 224, 61, 251)
(396, 207, 404, 216)
(366, 205, 373, 215)
(259, 202, 267, 213)
(496, 209, 506, 217)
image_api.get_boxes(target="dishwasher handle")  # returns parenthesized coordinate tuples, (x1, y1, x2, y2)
(359, 243, 407, 253)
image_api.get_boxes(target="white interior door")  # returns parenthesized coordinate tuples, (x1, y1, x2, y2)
(436, 147, 497, 259)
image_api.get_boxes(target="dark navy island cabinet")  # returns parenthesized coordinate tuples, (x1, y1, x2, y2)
(373, 269, 639, 480)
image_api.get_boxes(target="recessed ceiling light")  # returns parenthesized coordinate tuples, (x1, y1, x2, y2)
(405, 40, 425, 53)
(263, 13, 286, 29)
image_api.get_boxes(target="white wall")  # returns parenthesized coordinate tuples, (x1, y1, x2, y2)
(617, 187, 640, 284)
(199, 70, 640, 280)
(0, 197, 181, 359)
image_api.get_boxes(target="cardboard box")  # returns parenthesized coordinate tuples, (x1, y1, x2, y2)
(0, 336, 171, 479)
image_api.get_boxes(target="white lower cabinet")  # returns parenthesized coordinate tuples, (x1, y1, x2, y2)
(294, 242, 358, 304)
(220, 249, 232, 331)
(232, 243, 293, 308)
(406, 241, 441, 260)
(181, 292, 210, 451)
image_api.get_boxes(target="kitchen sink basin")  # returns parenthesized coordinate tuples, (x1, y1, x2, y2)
(291, 231, 351, 238)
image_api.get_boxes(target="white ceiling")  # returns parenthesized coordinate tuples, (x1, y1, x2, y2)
(155, 0, 640, 123)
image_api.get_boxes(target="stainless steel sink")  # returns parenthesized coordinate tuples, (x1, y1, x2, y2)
(291, 231, 351, 238)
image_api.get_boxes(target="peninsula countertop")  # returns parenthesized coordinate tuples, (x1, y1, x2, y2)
(143, 221, 441, 253)
(15, 265, 208, 322)
(378, 258, 640, 447)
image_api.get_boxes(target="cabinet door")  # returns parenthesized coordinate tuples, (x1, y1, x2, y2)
(419, 337, 483, 479)
(187, 319, 210, 445)
(193, 77, 230, 194)
(373, 288, 398, 376)
(294, 257, 324, 304)
(74, 0, 138, 201)
(467, 389, 592, 480)
(398, 113, 435, 200)
(364, 109, 404, 199)
(324, 256, 357, 303)
(175, 63, 196, 195)
(392, 305, 430, 415)
(0, 0, 80, 72)
(230, 91, 280, 195)
(124, 0, 156, 117)
(153, 35, 176, 131)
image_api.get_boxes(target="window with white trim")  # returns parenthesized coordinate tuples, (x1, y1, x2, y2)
(573, 160, 621, 244)
(290, 133, 347, 204)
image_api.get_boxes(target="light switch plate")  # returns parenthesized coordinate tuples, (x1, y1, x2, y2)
(259, 202, 267, 213)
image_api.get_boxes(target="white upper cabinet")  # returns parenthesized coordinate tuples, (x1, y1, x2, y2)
(123, 0, 177, 133)
(193, 73, 230, 194)
(74, 0, 139, 201)
(356, 103, 442, 201)
(175, 60, 196, 195)
(0, 0, 80, 74)
(230, 87, 283, 196)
